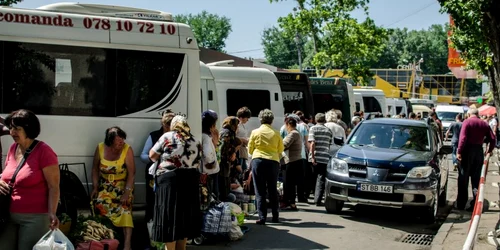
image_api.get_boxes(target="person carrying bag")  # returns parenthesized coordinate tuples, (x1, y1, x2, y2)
(0, 140, 39, 231)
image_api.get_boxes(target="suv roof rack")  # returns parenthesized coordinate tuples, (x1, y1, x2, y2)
(37, 2, 173, 22)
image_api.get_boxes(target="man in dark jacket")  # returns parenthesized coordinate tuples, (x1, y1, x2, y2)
(456, 108, 496, 210)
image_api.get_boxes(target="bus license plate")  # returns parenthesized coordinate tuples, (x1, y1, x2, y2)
(358, 184, 393, 194)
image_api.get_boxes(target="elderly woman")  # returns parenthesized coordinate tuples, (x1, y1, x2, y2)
(0, 109, 60, 250)
(91, 126, 135, 250)
(149, 116, 201, 250)
(249, 109, 284, 225)
(140, 110, 176, 223)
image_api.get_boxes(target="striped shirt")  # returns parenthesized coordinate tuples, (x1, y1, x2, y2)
(308, 123, 333, 164)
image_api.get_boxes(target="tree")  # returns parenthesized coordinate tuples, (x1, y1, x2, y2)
(261, 26, 305, 69)
(270, 0, 388, 84)
(438, 0, 500, 111)
(0, 0, 21, 6)
(371, 25, 449, 74)
(175, 11, 232, 52)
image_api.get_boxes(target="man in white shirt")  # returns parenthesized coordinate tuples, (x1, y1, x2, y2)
(325, 110, 346, 145)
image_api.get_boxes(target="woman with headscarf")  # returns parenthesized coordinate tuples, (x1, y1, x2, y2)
(139, 110, 176, 224)
(218, 116, 240, 201)
(149, 116, 202, 250)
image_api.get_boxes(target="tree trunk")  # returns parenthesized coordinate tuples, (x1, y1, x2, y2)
(485, 1, 500, 117)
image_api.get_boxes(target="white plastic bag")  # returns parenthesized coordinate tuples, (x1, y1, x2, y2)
(229, 223, 243, 241)
(33, 229, 75, 250)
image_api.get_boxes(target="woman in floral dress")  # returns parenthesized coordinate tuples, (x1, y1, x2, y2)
(91, 126, 135, 250)
(149, 115, 202, 250)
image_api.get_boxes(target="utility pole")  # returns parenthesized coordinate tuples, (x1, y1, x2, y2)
(412, 62, 416, 98)
(295, 33, 302, 72)
(293, 7, 302, 72)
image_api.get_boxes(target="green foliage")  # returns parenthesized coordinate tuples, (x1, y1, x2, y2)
(175, 11, 232, 52)
(262, 26, 305, 69)
(438, 0, 495, 73)
(372, 25, 449, 74)
(0, 0, 22, 6)
(270, 0, 388, 84)
(438, 0, 500, 111)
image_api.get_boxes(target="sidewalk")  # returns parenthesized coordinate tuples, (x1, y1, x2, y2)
(432, 154, 500, 250)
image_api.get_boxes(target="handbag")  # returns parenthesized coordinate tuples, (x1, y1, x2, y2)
(0, 140, 39, 229)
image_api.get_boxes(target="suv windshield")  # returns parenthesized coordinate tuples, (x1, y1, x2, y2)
(436, 111, 461, 122)
(348, 123, 430, 151)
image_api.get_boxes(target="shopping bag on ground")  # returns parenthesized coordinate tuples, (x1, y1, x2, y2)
(147, 219, 154, 245)
(33, 229, 75, 250)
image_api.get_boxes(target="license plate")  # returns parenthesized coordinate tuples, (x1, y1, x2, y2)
(357, 184, 393, 193)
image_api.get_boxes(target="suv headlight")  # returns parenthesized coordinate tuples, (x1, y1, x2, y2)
(328, 158, 348, 175)
(407, 166, 433, 179)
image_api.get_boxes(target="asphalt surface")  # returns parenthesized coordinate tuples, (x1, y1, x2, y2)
(127, 155, 456, 250)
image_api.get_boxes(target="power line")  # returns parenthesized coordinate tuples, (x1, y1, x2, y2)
(384, 1, 438, 28)
(227, 48, 264, 54)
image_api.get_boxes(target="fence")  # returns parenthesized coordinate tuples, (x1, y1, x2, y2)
(463, 155, 491, 250)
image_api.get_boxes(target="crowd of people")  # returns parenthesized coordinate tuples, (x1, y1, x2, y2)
(0, 105, 498, 250)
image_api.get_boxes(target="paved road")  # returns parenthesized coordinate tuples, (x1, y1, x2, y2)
(130, 156, 456, 250)
(186, 157, 456, 250)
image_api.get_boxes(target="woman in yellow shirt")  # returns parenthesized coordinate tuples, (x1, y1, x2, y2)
(248, 109, 284, 225)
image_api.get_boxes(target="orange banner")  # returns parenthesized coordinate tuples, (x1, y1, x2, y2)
(447, 16, 466, 68)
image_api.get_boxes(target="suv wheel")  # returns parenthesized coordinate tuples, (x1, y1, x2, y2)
(423, 184, 440, 223)
(438, 181, 447, 206)
(325, 196, 344, 214)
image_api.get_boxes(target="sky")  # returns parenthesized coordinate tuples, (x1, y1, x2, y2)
(16, 0, 448, 59)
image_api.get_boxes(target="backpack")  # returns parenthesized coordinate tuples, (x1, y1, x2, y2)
(57, 163, 91, 229)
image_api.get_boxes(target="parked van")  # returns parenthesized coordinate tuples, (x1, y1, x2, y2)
(386, 98, 408, 117)
(0, 3, 202, 205)
(412, 105, 432, 118)
(435, 105, 466, 134)
(354, 93, 365, 113)
(409, 98, 437, 109)
(200, 62, 219, 124)
(201, 61, 285, 131)
(353, 88, 388, 115)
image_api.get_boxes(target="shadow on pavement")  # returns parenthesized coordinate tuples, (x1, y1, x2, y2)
(277, 221, 344, 229)
(187, 223, 330, 250)
(338, 203, 451, 234)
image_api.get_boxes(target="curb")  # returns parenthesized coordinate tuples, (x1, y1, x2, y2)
(430, 201, 457, 250)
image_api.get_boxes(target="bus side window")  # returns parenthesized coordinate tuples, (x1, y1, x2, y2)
(226, 89, 270, 117)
